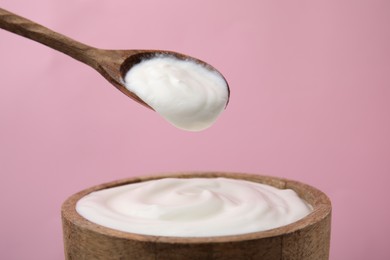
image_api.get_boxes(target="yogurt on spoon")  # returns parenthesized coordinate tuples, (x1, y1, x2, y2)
(123, 55, 229, 131)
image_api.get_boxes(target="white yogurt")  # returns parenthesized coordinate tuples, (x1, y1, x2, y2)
(123, 55, 229, 131)
(76, 177, 312, 237)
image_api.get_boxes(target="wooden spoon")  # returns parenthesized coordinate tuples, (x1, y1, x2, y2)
(0, 8, 228, 109)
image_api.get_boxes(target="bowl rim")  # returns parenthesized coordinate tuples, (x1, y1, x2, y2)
(62, 171, 332, 244)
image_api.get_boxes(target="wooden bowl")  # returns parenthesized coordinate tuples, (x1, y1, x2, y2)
(62, 172, 331, 260)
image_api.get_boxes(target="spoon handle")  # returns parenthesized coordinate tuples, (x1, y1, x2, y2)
(0, 7, 99, 69)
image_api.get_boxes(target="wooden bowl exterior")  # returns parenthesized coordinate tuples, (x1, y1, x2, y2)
(62, 172, 331, 260)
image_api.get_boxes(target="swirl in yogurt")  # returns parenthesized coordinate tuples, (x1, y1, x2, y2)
(76, 178, 312, 237)
(123, 56, 229, 131)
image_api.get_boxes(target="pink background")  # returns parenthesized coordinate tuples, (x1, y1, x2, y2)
(1, 0, 389, 259)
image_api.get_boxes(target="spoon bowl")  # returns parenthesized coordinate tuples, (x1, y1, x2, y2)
(0, 8, 228, 109)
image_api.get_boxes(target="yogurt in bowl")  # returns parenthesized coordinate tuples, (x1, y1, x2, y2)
(76, 177, 312, 237)
(62, 172, 331, 260)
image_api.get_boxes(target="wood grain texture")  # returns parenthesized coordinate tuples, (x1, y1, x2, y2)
(0, 7, 146, 107)
(62, 172, 331, 260)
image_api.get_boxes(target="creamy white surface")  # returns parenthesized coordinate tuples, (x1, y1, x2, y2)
(123, 56, 229, 131)
(76, 178, 312, 237)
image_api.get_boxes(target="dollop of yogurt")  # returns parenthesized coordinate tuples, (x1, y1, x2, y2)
(123, 55, 229, 131)
(76, 178, 312, 237)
